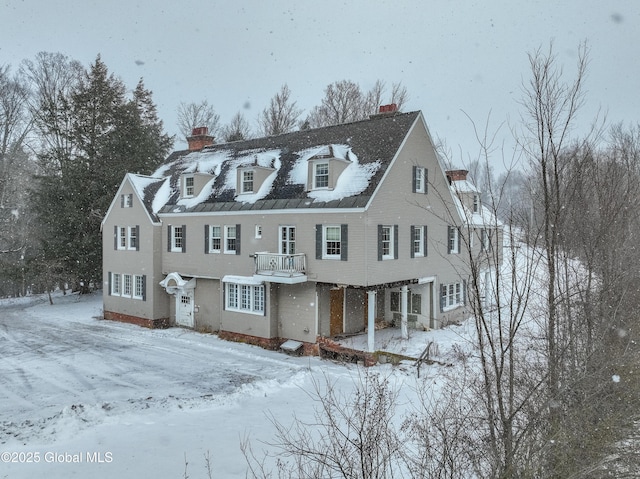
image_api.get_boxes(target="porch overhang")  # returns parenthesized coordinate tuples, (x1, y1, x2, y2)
(159, 272, 196, 295)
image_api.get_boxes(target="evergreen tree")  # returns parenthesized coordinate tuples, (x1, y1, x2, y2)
(31, 56, 172, 293)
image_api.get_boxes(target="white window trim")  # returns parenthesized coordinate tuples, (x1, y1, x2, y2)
(111, 273, 121, 296)
(279, 225, 296, 255)
(381, 225, 394, 260)
(473, 195, 480, 213)
(240, 170, 254, 194)
(442, 282, 463, 311)
(413, 225, 424, 257)
(184, 175, 195, 197)
(171, 225, 183, 252)
(224, 225, 237, 254)
(209, 225, 222, 253)
(313, 162, 330, 190)
(255, 225, 262, 239)
(117, 227, 127, 250)
(122, 274, 133, 298)
(449, 226, 460, 254)
(122, 194, 133, 208)
(415, 166, 426, 193)
(133, 275, 144, 300)
(127, 226, 137, 250)
(225, 282, 265, 315)
(322, 225, 341, 260)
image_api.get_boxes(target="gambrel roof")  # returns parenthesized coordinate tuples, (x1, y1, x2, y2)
(131, 111, 421, 216)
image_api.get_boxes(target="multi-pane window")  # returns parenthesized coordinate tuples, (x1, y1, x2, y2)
(242, 170, 254, 193)
(324, 226, 341, 258)
(122, 274, 132, 297)
(225, 282, 264, 314)
(119, 227, 127, 249)
(121, 194, 133, 208)
(314, 163, 329, 188)
(225, 225, 236, 253)
(442, 282, 464, 310)
(184, 176, 194, 197)
(111, 273, 121, 295)
(171, 225, 184, 252)
(128, 226, 137, 250)
(134, 275, 144, 299)
(473, 195, 480, 213)
(210, 225, 221, 253)
(110, 272, 145, 300)
(413, 166, 427, 193)
(448, 226, 460, 254)
(381, 226, 393, 259)
(413, 226, 424, 257)
(280, 226, 296, 254)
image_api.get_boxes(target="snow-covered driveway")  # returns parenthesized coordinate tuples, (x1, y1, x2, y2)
(0, 293, 346, 478)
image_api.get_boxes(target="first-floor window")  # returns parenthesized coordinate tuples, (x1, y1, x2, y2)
(111, 273, 121, 295)
(134, 275, 144, 299)
(110, 272, 145, 300)
(123, 274, 132, 297)
(225, 282, 264, 314)
(441, 282, 464, 310)
(390, 291, 422, 314)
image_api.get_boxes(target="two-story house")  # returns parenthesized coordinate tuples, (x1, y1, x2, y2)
(102, 107, 498, 354)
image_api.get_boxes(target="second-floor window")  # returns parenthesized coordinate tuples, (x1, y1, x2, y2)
(314, 162, 329, 189)
(241, 170, 254, 193)
(316, 224, 348, 261)
(378, 225, 398, 260)
(280, 226, 296, 254)
(481, 228, 491, 251)
(225, 225, 237, 254)
(209, 225, 221, 253)
(118, 227, 127, 250)
(411, 225, 426, 257)
(128, 226, 138, 250)
(169, 225, 186, 253)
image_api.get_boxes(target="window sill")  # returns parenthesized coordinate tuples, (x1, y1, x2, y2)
(225, 308, 264, 316)
(442, 303, 463, 313)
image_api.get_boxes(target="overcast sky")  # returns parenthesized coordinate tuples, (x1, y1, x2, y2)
(2, 0, 638, 169)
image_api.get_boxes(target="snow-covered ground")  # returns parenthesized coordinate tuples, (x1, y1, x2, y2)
(0, 292, 467, 478)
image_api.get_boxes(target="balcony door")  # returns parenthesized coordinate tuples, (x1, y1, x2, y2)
(279, 226, 296, 254)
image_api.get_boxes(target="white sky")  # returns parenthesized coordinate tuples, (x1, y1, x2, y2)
(2, 0, 638, 169)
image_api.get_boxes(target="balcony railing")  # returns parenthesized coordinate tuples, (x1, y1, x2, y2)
(254, 252, 306, 277)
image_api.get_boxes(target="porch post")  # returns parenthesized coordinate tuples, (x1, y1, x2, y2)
(367, 290, 376, 352)
(401, 285, 408, 339)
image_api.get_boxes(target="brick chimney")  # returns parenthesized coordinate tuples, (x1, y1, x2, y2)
(445, 169, 468, 183)
(378, 103, 398, 114)
(187, 127, 214, 151)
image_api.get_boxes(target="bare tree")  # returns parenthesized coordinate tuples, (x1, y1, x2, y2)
(257, 84, 301, 136)
(221, 111, 252, 142)
(176, 100, 221, 141)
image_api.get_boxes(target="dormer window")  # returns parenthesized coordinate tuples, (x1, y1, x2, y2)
(184, 176, 195, 197)
(314, 163, 329, 189)
(241, 170, 254, 193)
(473, 194, 480, 213)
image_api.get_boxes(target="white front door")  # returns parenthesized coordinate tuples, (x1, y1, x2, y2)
(176, 293, 194, 328)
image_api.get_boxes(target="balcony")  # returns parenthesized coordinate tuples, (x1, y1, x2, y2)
(253, 252, 308, 284)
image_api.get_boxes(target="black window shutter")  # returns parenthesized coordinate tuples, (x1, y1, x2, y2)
(182, 225, 187, 253)
(463, 279, 467, 306)
(204, 225, 210, 254)
(410, 226, 415, 258)
(235, 224, 241, 255)
(128, 194, 133, 206)
(142, 275, 147, 302)
(135, 225, 140, 251)
(412, 165, 417, 192)
(340, 224, 348, 261)
(377, 224, 383, 261)
(167, 225, 171, 252)
(108, 272, 112, 295)
(447, 226, 452, 254)
(424, 169, 429, 194)
(120, 195, 124, 208)
(457, 227, 462, 253)
(393, 224, 399, 259)
(424, 225, 428, 256)
(440, 284, 447, 312)
(114, 225, 118, 250)
(316, 225, 322, 259)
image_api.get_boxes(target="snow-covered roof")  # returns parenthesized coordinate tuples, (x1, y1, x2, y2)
(130, 111, 421, 215)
